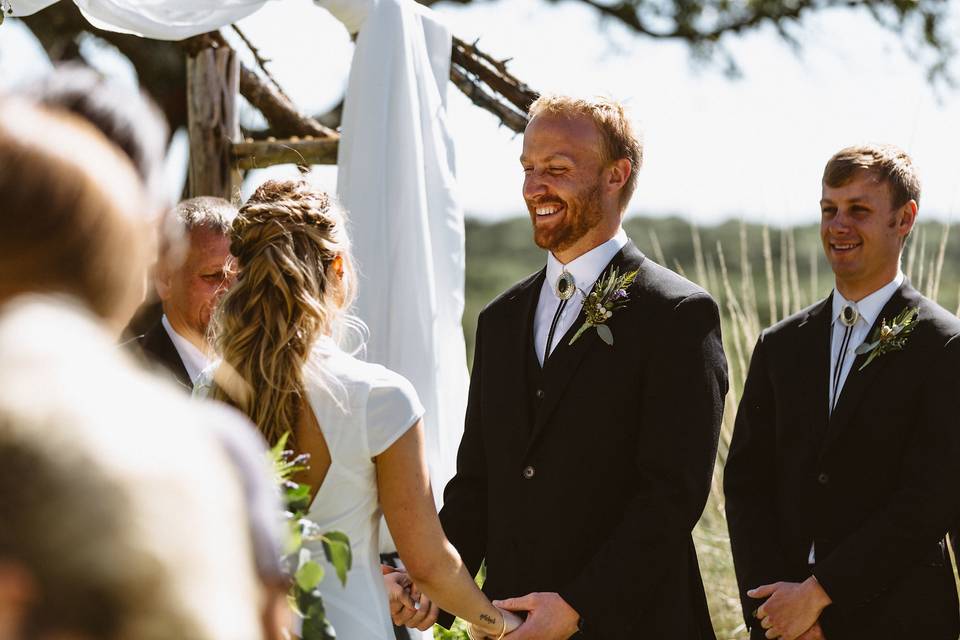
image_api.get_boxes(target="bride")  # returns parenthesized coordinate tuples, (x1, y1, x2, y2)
(207, 178, 520, 640)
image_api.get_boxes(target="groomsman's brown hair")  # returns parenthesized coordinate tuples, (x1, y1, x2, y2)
(528, 94, 643, 211)
(823, 144, 921, 210)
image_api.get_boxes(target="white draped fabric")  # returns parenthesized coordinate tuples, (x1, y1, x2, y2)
(317, 0, 468, 543)
(15, 0, 470, 560)
(10, 0, 269, 38)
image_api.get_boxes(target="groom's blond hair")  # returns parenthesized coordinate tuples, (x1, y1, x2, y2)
(528, 94, 643, 211)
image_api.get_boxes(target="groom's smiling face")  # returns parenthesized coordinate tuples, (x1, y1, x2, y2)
(521, 113, 607, 261)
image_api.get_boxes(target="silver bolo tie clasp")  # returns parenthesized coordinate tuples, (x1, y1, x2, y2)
(555, 269, 576, 301)
(840, 303, 859, 327)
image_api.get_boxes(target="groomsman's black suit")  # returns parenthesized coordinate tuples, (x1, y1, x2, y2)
(725, 282, 960, 640)
(439, 241, 728, 639)
(133, 318, 192, 390)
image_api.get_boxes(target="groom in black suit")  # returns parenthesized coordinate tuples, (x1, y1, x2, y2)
(725, 145, 960, 640)
(420, 95, 726, 639)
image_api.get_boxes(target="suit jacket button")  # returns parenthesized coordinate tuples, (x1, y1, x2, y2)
(535, 389, 544, 400)
(818, 472, 830, 485)
(522, 465, 536, 480)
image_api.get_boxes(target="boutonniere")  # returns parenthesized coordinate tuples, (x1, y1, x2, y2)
(569, 267, 639, 347)
(854, 306, 919, 370)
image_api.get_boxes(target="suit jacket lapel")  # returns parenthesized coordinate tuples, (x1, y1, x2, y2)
(525, 242, 646, 456)
(799, 294, 832, 445)
(820, 283, 918, 455)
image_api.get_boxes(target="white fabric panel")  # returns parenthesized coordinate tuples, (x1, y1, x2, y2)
(8, 0, 60, 17)
(330, 0, 468, 553)
(11, 0, 268, 40)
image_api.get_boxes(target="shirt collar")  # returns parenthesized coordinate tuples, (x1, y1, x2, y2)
(545, 228, 629, 301)
(161, 314, 211, 384)
(831, 271, 905, 328)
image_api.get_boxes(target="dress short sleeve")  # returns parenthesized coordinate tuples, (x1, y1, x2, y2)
(366, 367, 425, 457)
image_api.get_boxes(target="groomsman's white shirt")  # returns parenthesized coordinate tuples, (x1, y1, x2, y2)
(534, 227, 629, 366)
(828, 271, 905, 412)
(809, 269, 905, 564)
(161, 314, 210, 386)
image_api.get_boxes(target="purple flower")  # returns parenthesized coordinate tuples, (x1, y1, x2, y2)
(611, 288, 628, 301)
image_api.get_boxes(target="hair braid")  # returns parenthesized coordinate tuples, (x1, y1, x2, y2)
(210, 179, 354, 446)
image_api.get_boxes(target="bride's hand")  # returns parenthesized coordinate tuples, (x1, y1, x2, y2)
(501, 608, 523, 636)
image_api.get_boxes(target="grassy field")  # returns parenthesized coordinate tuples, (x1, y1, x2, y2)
(458, 215, 959, 639)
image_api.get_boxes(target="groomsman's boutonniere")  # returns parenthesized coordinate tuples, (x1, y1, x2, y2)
(854, 306, 919, 371)
(569, 267, 639, 347)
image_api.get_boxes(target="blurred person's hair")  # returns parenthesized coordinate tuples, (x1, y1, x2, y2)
(210, 179, 357, 447)
(0, 296, 264, 640)
(0, 99, 150, 333)
(23, 63, 170, 210)
(823, 144, 921, 209)
(528, 93, 643, 211)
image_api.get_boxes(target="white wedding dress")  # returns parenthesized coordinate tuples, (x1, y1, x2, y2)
(302, 336, 424, 640)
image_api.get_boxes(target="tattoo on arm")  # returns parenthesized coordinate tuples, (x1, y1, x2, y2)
(479, 613, 496, 624)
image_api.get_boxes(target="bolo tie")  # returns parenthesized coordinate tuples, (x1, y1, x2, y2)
(545, 270, 575, 362)
(831, 303, 859, 413)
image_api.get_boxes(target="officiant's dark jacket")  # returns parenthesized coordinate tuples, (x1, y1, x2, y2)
(725, 282, 960, 640)
(439, 242, 727, 639)
(132, 318, 192, 391)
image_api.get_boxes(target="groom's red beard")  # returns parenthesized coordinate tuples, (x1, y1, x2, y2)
(529, 183, 604, 255)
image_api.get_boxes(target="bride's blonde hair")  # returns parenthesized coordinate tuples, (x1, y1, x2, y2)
(210, 179, 356, 446)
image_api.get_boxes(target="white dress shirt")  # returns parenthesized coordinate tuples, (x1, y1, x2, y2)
(533, 228, 629, 366)
(162, 314, 211, 386)
(809, 270, 904, 564)
(828, 271, 905, 413)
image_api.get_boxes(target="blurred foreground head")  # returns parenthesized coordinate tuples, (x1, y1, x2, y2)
(24, 63, 170, 213)
(0, 100, 151, 334)
(0, 296, 264, 640)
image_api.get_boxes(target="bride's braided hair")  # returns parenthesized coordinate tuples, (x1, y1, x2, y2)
(210, 179, 355, 447)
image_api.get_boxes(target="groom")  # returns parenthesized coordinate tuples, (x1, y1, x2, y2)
(724, 145, 960, 640)
(415, 95, 726, 639)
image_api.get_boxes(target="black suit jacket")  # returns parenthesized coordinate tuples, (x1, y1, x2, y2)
(439, 242, 728, 639)
(132, 318, 193, 391)
(725, 283, 960, 640)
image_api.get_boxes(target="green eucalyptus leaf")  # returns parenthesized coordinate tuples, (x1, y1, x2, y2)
(855, 340, 877, 355)
(596, 324, 614, 345)
(295, 560, 325, 592)
(322, 532, 352, 586)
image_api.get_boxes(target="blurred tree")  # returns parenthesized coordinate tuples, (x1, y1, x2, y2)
(15, 0, 955, 135)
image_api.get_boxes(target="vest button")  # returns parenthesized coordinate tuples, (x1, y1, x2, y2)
(522, 465, 536, 480)
(535, 389, 544, 400)
(817, 472, 830, 485)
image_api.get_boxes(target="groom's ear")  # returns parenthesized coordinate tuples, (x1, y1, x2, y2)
(606, 158, 632, 196)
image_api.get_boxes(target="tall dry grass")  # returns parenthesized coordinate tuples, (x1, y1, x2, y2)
(690, 223, 953, 639)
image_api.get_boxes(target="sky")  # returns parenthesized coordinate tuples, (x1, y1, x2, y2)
(2, 0, 959, 227)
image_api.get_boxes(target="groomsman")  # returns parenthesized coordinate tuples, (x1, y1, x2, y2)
(398, 94, 728, 639)
(725, 145, 960, 640)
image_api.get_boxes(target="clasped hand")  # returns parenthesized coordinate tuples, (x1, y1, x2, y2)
(749, 577, 831, 640)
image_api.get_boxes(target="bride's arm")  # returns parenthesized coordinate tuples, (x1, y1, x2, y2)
(376, 419, 519, 638)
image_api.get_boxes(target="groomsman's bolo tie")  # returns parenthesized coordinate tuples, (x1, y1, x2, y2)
(545, 270, 575, 361)
(831, 302, 859, 412)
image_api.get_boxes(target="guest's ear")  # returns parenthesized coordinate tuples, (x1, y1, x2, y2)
(332, 255, 344, 279)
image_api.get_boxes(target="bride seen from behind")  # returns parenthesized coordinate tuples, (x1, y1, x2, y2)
(207, 178, 521, 640)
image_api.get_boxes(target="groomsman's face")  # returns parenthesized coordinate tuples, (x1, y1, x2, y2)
(521, 114, 615, 263)
(820, 171, 916, 299)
